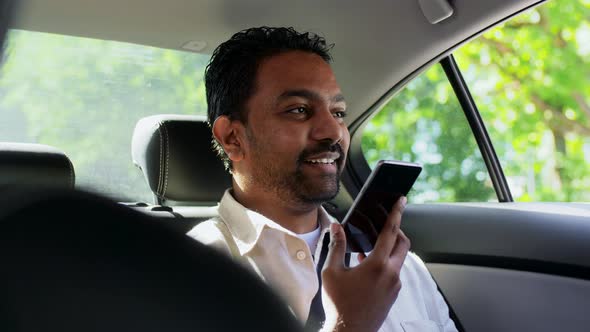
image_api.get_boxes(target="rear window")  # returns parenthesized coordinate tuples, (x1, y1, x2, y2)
(0, 30, 209, 202)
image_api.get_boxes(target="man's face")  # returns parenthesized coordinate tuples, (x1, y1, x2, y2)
(238, 50, 350, 206)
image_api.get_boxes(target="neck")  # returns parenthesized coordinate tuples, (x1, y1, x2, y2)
(231, 179, 320, 234)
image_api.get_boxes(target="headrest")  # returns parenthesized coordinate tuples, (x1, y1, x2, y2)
(0, 142, 75, 189)
(131, 114, 231, 204)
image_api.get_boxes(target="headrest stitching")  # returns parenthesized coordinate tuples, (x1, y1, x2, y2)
(162, 123, 171, 197)
(156, 125, 164, 196)
(66, 156, 75, 188)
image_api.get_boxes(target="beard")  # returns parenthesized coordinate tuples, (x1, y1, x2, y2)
(246, 129, 344, 206)
(290, 160, 341, 205)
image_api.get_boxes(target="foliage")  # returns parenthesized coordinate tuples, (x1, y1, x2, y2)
(0, 31, 210, 202)
(362, 0, 590, 202)
(0, 1, 588, 203)
(362, 66, 497, 203)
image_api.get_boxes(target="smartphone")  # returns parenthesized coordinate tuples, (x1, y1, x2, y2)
(341, 160, 422, 253)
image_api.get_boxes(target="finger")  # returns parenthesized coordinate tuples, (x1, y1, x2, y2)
(393, 196, 407, 221)
(371, 196, 407, 259)
(323, 223, 347, 272)
(375, 202, 389, 234)
(376, 203, 389, 222)
(389, 229, 411, 271)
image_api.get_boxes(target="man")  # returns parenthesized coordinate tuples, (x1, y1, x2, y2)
(188, 27, 457, 332)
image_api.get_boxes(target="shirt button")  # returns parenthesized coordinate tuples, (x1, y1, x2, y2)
(296, 250, 307, 260)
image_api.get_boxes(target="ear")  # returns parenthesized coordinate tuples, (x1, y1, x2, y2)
(212, 115, 245, 163)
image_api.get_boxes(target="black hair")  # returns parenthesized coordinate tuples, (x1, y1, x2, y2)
(204, 26, 334, 170)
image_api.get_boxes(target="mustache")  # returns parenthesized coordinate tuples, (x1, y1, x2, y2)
(297, 142, 344, 164)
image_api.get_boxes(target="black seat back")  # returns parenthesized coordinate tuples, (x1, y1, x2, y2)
(0, 189, 301, 332)
(0, 142, 75, 189)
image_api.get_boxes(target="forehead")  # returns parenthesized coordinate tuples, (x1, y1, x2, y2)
(253, 51, 341, 97)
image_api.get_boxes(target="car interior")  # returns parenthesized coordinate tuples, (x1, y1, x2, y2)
(0, 188, 302, 332)
(1, 0, 589, 331)
(129, 114, 230, 223)
(0, 142, 75, 189)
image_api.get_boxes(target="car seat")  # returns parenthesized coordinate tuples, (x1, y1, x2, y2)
(131, 115, 231, 231)
(0, 142, 75, 189)
(132, 114, 230, 206)
(0, 188, 302, 332)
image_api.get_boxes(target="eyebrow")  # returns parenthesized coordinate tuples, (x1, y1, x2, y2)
(277, 89, 346, 104)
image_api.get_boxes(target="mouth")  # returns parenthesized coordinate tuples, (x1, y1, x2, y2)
(304, 158, 336, 165)
(303, 152, 340, 165)
(301, 152, 341, 173)
(298, 142, 345, 175)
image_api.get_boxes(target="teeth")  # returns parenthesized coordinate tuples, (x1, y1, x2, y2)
(306, 158, 335, 164)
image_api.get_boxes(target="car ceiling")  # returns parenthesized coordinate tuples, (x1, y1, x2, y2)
(13, 0, 543, 123)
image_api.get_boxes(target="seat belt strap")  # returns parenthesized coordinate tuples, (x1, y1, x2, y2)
(305, 232, 351, 330)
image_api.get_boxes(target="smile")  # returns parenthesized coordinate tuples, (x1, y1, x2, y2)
(302, 151, 341, 166)
(305, 158, 336, 164)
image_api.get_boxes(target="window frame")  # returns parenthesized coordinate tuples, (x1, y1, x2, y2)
(344, 2, 552, 205)
(344, 57, 511, 204)
(440, 55, 513, 202)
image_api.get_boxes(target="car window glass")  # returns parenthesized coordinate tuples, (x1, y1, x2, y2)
(361, 65, 496, 203)
(454, 1, 590, 202)
(0, 30, 209, 202)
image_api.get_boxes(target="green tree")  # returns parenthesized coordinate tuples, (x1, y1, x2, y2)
(0, 30, 210, 202)
(456, 1, 590, 201)
(362, 0, 590, 202)
(362, 65, 496, 203)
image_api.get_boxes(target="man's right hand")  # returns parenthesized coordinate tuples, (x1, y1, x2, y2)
(320, 196, 411, 332)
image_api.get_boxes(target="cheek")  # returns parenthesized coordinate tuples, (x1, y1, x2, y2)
(271, 126, 306, 152)
(246, 116, 309, 161)
(248, 124, 297, 152)
(262, 125, 308, 163)
(341, 126, 351, 149)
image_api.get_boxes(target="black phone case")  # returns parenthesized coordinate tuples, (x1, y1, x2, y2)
(341, 160, 422, 253)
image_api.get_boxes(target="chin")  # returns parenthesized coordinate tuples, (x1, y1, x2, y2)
(297, 180, 340, 205)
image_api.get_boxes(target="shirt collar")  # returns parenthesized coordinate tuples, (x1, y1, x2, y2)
(217, 189, 336, 256)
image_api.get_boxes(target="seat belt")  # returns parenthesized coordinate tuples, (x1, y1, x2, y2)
(305, 232, 351, 331)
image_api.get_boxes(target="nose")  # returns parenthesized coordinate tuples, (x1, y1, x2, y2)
(310, 107, 345, 144)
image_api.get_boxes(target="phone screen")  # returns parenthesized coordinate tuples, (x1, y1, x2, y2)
(342, 160, 422, 253)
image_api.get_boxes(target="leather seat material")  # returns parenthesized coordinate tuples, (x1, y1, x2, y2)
(0, 142, 75, 188)
(132, 114, 231, 204)
(0, 188, 302, 332)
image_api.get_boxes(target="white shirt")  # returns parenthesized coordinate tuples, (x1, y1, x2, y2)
(187, 190, 458, 332)
(296, 224, 322, 253)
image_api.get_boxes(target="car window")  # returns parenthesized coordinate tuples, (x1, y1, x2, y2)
(362, 0, 589, 203)
(454, 1, 590, 202)
(361, 65, 496, 203)
(0, 30, 210, 202)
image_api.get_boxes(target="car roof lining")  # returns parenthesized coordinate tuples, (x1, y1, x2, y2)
(13, 0, 544, 124)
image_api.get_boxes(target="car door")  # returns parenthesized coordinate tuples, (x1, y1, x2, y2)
(335, 1, 590, 331)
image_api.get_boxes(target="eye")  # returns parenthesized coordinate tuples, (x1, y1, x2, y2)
(287, 107, 308, 115)
(334, 111, 347, 118)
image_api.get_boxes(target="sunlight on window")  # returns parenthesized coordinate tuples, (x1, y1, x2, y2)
(361, 65, 496, 203)
(362, 0, 589, 203)
(456, 0, 590, 202)
(0, 30, 210, 202)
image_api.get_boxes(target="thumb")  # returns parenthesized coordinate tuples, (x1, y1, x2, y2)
(323, 223, 347, 271)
